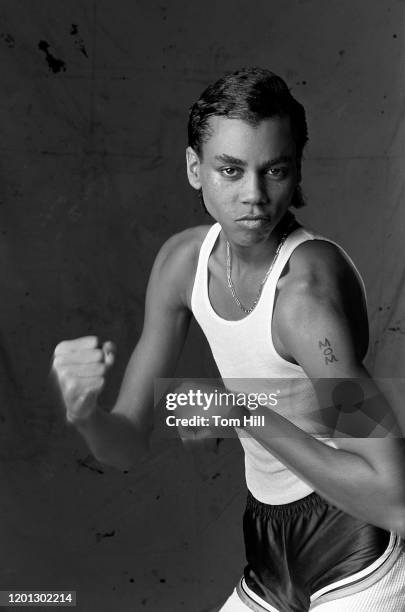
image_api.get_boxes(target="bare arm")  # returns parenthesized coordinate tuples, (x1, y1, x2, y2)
(241, 241, 405, 533)
(53, 231, 196, 470)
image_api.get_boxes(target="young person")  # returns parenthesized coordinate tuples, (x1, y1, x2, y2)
(52, 68, 405, 611)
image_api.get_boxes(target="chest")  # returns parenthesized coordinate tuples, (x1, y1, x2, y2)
(206, 254, 295, 363)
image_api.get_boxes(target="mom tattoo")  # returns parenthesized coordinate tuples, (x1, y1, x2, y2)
(318, 338, 339, 365)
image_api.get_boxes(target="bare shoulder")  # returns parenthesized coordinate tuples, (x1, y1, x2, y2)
(155, 224, 212, 276)
(274, 236, 368, 361)
(280, 238, 362, 299)
(151, 225, 213, 308)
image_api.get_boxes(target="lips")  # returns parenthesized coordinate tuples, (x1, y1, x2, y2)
(236, 215, 270, 221)
(235, 216, 271, 229)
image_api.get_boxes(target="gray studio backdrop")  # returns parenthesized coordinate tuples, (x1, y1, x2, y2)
(0, 1, 404, 611)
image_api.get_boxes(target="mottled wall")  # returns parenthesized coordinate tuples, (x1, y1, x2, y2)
(0, 1, 404, 611)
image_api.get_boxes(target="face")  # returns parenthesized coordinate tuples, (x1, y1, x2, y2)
(186, 116, 298, 246)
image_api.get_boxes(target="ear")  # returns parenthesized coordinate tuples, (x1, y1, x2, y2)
(186, 146, 202, 190)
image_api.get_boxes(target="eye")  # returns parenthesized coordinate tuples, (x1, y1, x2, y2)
(220, 167, 241, 178)
(267, 167, 288, 179)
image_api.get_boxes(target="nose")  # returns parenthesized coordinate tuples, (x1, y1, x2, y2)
(240, 172, 268, 206)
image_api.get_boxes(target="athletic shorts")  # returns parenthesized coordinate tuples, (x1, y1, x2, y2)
(218, 491, 405, 612)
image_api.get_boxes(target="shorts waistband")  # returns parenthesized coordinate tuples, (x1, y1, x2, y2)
(246, 490, 328, 519)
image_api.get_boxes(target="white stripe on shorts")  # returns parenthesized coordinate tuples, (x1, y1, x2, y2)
(310, 532, 404, 607)
(310, 546, 405, 611)
(218, 534, 405, 612)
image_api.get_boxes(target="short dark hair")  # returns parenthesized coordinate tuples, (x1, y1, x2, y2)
(188, 67, 308, 208)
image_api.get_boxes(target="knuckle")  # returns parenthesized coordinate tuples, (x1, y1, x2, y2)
(98, 363, 107, 376)
(54, 341, 68, 355)
(88, 335, 99, 348)
(94, 348, 104, 362)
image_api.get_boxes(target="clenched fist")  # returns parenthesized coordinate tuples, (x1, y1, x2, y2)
(52, 336, 116, 423)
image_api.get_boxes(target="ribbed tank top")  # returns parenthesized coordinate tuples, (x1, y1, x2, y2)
(191, 222, 367, 504)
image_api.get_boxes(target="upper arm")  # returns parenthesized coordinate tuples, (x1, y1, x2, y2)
(111, 232, 197, 433)
(281, 283, 361, 380)
(278, 240, 367, 378)
(277, 241, 405, 481)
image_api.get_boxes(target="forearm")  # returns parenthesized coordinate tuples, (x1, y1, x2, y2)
(169, 380, 404, 531)
(240, 405, 404, 533)
(68, 408, 150, 470)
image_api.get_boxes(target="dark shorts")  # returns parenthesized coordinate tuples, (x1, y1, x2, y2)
(242, 491, 391, 612)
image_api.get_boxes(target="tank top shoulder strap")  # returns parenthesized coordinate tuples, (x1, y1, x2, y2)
(197, 222, 222, 261)
(191, 223, 221, 311)
(191, 222, 367, 313)
(260, 226, 315, 298)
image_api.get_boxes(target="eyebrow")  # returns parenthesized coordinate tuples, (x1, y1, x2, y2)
(214, 153, 293, 167)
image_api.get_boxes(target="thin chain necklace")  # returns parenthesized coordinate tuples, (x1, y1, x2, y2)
(226, 219, 294, 315)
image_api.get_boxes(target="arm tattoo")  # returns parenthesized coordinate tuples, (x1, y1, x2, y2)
(318, 337, 339, 365)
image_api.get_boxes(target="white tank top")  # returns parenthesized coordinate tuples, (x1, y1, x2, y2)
(191, 222, 367, 504)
